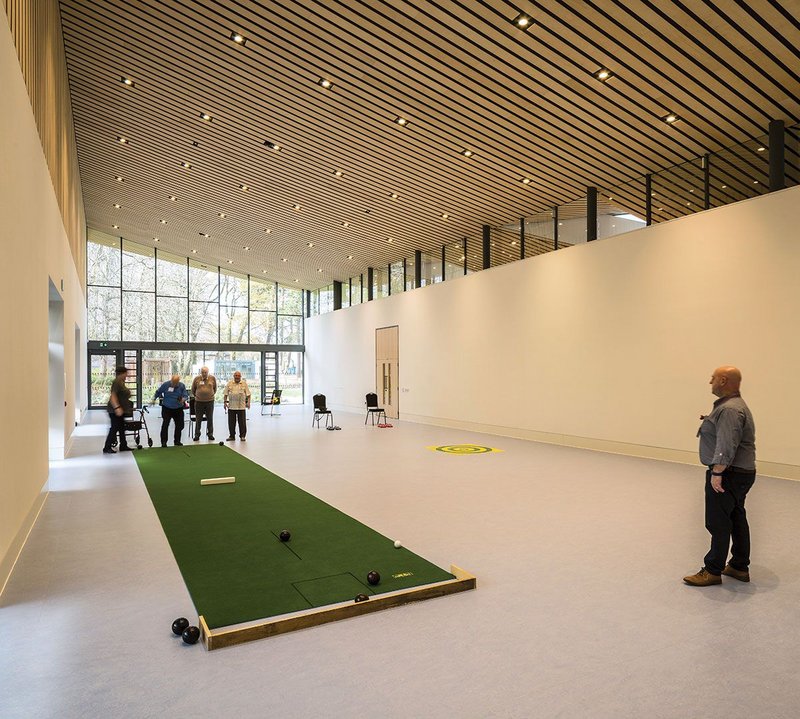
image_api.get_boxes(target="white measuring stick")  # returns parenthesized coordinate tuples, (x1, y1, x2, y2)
(200, 476, 236, 485)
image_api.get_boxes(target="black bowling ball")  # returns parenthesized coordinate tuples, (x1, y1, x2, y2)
(172, 617, 189, 636)
(182, 626, 201, 645)
(367, 571, 380, 586)
(354, 594, 369, 603)
(279, 530, 291, 542)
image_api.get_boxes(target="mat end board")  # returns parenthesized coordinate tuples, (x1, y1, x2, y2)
(202, 564, 476, 650)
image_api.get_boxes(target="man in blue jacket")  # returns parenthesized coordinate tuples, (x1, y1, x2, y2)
(153, 374, 189, 447)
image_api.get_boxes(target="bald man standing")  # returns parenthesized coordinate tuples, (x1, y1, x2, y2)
(153, 374, 189, 447)
(684, 366, 756, 586)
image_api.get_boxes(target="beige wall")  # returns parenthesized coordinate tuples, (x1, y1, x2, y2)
(306, 185, 800, 479)
(0, 4, 85, 589)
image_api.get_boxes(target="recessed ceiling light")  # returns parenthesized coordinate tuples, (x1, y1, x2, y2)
(333, 169, 343, 177)
(293, 204, 301, 211)
(721, 184, 727, 189)
(662, 113, 680, 124)
(113, 203, 121, 208)
(347, 255, 353, 259)
(389, 192, 398, 199)
(262, 269, 268, 273)
(511, 240, 517, 246)
(461, 149, 474, 157)
(593, 68, 613, 82)
(394, 116, 409, 127)
(200, 232, 210, 238)
(294, 279, 299, 283)
(318, 78, 333, 89)
(218, 212, 226, 218)
(200, 112, 213, 122)
(159, 219, 167, 224)
(239, 184, 249, 191)
(317, 268, 323, 273)
(263, 228, 272, 233)
(115, 175, 124, 182)
(192, 141, 200, 147)
(264, 141, 281, 151)
(230, 31, 247, 45)
(281, 258, 287, 262)
(521, 177, 531, 184)
(441, 213, 449, 219)
(117, 136, 128, 144)
(753, 179, 759, 184)
(169, 195, 177, 201)
(191, 249, 197, 253)
(243, 246, 250, 251)
(182, 162, 192, 169)
(341, 221, 350, 227)
(120, 77, 135, 87)
(112, 224, 119, 229)
(513, 12, 534, 29)
(558, 222, 563, 226)
(387, 238, 393, 243)
(307, 242, 314, 247)
(227, 259, 233, 264)
(153, 237, 159, 242)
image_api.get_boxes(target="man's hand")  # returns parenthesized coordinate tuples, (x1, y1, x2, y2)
(711, 475, 724, 493)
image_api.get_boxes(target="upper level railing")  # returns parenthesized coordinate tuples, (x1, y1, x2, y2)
(311, 120, 799, 315)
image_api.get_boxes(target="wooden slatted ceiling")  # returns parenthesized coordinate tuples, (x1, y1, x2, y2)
(57, 0, 800, 290)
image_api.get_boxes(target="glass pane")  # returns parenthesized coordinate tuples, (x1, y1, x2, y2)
(404, 260, 416, 291)
(122, 240, 155, 292)
(650, 158, 704, 223)
(156, 296, 188, 342)
(787, 122, 800, 188)
(350, 276, 362, 305)
(556, 196, 589, 245)
(372, 268, 388, 299)
(420, 252, 441, 286)
(157, 251, 187, 297)
(444, 241, 466, 279)
(390, 261, 404, 294)
(319, 285, 333, 313)
(596, 178, 647, 240)
(90, 353, 117, 407)
(310, 289, 320, 316)
(88, 286, 121, 340)
(709, 136, 769, 209)
(189, 260, 219, 302)
(341, 281, 350, 309)
(189, 301, 219, 342)
(142, 349, 201, 402)
(122, 290, 155, 341)
(205, 351, 261, 404)
(250, 277, 276, 311)
(219, 269, 248, 307)
(465, 237, 482, 273)
(220, 305, 248, 343)
(278, 285, 303, 314)
(279, 351, 303, 403)
(278, 315, 303, 344)
(87, 230, 120, 286)
(523, 212, 555, 259)
(250, 310, 277, 344)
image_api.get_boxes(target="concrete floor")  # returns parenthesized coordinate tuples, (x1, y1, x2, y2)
(2, 407, 799, 718)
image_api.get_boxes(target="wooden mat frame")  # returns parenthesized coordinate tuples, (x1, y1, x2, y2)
(199, 564, 476, 650)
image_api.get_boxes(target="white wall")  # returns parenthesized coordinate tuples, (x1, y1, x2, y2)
(306, 185, 800, 479)
(0, 13, 85, 589)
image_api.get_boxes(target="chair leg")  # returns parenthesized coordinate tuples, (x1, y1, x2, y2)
(364, 411, 368, 425)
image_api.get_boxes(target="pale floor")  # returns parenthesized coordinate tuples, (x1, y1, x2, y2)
(1, 407, 800, 718)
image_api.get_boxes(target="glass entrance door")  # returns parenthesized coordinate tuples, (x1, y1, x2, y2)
(89, 351, 119, 408)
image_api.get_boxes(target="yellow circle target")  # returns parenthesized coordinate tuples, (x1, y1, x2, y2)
(433, 444, 496, 455)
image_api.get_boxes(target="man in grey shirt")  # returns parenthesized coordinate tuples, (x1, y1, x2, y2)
(684, 366, 756, 586)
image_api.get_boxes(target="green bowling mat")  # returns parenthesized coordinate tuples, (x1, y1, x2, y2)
(134, 445, 455, 630)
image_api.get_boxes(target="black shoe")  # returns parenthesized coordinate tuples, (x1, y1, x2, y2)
(161, 444, 167, 448)
(193, 436, 200, 442)
(102, 448, 116, 454)
(120, 446, 133, 452)
(226, 437, 235, 441)
(240, 437, 246, 441)
(208, 435, 215, 441)
(174, 442, 183, 447)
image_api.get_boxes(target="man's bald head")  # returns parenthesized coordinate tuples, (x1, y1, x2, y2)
(710, 366, 742, 397)
(171, 374, 180, 384)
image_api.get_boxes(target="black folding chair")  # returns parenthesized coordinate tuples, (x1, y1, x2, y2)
(261, 388, 282, 416)
(312, 393, 334, 428)
(365, 392, 386, 425)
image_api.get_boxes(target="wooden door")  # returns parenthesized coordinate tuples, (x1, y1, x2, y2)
(375, 326, 399, 419)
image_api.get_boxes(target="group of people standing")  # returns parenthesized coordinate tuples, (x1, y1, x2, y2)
(102, 365, 251, 452)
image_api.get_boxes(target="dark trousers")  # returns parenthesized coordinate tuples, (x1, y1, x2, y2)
(194, 400, 214, 437)
(704, 468, 756, 574)
(228, 409, 247, 438)
(104, 411, 128, 450)
(160, 406, 184, 445)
